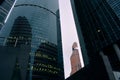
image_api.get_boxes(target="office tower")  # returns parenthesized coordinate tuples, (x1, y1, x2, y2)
(0, 0, 64, 80)
(32, 42, 61, 80)
(6, 16, 32, 47)
(68, 0, 120, 80)
(0, 0, 16, 29)
(0, 16, 31, 80)
(107, 0, 120, 18)
(5, 16, 32, 80)
(70, 42, 82, 75)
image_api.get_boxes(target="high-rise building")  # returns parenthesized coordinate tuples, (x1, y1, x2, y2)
(70, 42, 82, 75)
(0, 15, 31, 80)
(6, 16, 32, 47)
(0, 0, 16, 29)
(32, 42, 61, 80)
(107, 0, 120, 18)
(68, 0, 120, 80)
(0, 0, 64, 80)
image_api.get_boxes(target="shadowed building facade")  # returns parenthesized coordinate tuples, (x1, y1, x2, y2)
(0, 15, 31, 80)
(68, 0, 120, 80)
(107, 0, 120, 18)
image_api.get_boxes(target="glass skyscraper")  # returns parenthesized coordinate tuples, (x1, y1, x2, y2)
(0, 0, 16, 29)
(0, 0, 64, 80)
(69, 0, 120, 80)
(6, 16, 32, 47)
(107, 0, 120, 18)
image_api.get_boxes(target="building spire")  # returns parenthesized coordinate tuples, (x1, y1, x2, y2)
(70, 42, 82, 75)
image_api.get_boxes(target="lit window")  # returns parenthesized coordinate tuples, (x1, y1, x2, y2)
(97, 29, 101, 32)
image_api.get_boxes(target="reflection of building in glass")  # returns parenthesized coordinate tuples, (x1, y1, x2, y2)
(107, 0, 120, 18)
(0, 42, 31, 80)
(0, 15, 31, 80)
(6, 16, 32, 47)
(0, 0, 64, 80)
(6, 16, 32, 80)
(32, 41, 61, 80)
(68, 0, 120, 80)
(11, 58, 22, 80)
(70, 42, 82, 75)
(0, 0, 15, 29)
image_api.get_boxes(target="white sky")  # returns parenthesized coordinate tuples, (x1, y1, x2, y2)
(59, 0, 84, 79)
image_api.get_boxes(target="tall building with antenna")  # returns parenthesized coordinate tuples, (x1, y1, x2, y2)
(70, 42, 82, 75)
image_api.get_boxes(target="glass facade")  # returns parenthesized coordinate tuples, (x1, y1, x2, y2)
(0, 0, 64, 80)
(6, 16, 32, 47)
(107, 0, 120, 18)
(71, 0, 120, 65)
(0, 0, 15, 29)
(32, 42, 60, 80)
(70, 0, 120, 79)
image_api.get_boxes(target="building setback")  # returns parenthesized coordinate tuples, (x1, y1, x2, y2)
(68, 0, 120, 80)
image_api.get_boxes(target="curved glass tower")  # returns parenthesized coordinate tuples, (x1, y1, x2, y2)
(0, 0, 64, 80)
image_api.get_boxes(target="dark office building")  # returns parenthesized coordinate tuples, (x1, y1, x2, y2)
(69, 0, 120, 80)
(0, 0, 16, 29)
(0, 16, 31, 80)
(0, 0, 64, 80)
(56, 10, 65, 80)
(107, 0, 120, 18)
(6, 16, 32, 47)
(32, 42, 61, 80)
(0, 0, 4, 5)
(0, 43, 31, 80)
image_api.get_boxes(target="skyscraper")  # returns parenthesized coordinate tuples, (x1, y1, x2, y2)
(0, 15, 31, 80)
(6, 16, 32, 47)
(0, 0, 16, 29)
(68, 0, 120, 80)
(32, 42, 61, 80)
(70, 42, 82, 75)
(0, 0, 64, 80)
(107, 0, 120, 18)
